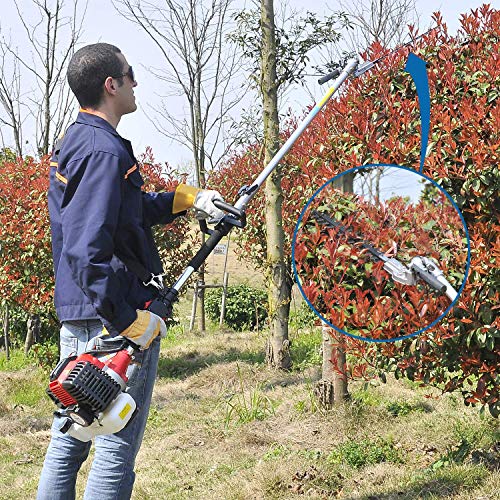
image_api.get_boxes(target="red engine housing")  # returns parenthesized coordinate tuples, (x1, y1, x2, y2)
(48, 354, 105, 408)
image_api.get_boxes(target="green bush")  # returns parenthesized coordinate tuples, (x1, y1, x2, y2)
(290, 327, 322, 371)
(289, 303, 317, 330)
(205, 284, 267, 331)
(29, 342, 59, 371)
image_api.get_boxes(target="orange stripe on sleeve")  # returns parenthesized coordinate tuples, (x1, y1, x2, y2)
(55, 171, 68, 184)
(124, 165, 137, 179)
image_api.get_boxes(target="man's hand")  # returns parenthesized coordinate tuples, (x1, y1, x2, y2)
(193, 189, 225, 220)
(172, 184, 225, 220)
(121, 310, 167, 349)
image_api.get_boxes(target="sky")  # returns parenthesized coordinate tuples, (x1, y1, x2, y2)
(1, 0, 498, 171)
(353, 166, 428, 203)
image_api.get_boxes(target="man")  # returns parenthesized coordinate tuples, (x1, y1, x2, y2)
(38, 43, 224, 499)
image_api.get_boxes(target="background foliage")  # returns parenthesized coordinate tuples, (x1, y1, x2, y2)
(0, 147, 195, 344)
(205, 284, 268, 331)
(210, 5, 499, 414)
(0, 153, 55, 344)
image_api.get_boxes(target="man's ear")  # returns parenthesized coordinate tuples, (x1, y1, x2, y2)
(103, 76, 117, 96)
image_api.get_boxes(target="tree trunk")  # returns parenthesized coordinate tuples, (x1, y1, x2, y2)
(335, 172, 354, 193)
(374, 166, 382, 203)
(193, 62, 207, 333)
(315, 325, 349, 409)
(316, 172, 355, 406)
(25, 314, 40, 355)
(261, 0, 291, 370)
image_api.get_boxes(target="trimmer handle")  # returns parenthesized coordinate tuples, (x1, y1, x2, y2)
(213, 199, 245, 219)
(318, 68, 340, 85)
(199, 199, 246, 235)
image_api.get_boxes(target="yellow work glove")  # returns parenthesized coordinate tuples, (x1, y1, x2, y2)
(173, 184, 225, 220)
(121, 310, 167, 349)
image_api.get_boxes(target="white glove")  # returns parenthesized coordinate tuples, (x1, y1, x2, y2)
(193, 189, 226, 220)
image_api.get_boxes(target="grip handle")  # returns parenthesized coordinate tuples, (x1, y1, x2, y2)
(413, 265, 447, 293)
(199, 219, 212, 235)
(213, 199, 244, 219)
(318, 69, 340, 85)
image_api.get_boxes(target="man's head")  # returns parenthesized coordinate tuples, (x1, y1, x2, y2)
(67, 43, 137, 116)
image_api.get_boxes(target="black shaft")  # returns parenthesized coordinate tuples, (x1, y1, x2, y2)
(188, 221, 233, 272)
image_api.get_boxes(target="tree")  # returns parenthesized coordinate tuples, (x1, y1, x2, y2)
(116, 0, 244, 332)
(313, 173, 354, 408)
(316, 0, 419, 84)
(229, 5, 349, 144)
(259, 0, 291, 369)
(115, 0, 242, 184)
(228, 2, 347, 369)
(338, 0, 419, 49)
(0, 0, 86, 157)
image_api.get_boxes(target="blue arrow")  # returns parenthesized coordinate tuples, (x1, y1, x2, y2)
(405, 53, 430, 173)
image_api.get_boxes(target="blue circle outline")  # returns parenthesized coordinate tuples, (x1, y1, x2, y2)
(291, 164, 471, 343)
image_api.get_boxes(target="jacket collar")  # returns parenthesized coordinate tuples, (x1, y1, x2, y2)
(76, 108, 121, 137)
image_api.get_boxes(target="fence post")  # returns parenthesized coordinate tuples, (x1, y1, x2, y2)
(219, 271, 229, 327)
(189, 281, 199, 332)
(3, 304, 9, 361)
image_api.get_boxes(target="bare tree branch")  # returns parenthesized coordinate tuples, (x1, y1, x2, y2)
(338, 0, 420, 49)
(114, 0, 246, 185)
(0, 0, 86, 157)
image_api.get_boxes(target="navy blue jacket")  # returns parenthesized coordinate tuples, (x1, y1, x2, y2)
(48, 110, 182, 336)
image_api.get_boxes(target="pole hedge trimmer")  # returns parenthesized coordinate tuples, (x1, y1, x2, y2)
(311, 210, 458, 301)
(47, 33, 435, 442)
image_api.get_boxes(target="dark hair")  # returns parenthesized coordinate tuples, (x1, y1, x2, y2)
(67, 43, 125, 108)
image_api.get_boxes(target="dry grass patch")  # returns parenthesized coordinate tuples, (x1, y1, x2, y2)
(0, 327, 498, 499)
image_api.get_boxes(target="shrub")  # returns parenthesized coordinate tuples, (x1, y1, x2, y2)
(289, 302, 318, 330)
(0, 148, 195, 344)
(205, 283, 267, 331)
(210, 5, 500, 414)
(295, 189, 466, 340)
(29, 342, 59, 371)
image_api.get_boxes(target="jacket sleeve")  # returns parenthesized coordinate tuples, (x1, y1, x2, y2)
(142, 191, 186, 226)
(60, 151, 137, 335)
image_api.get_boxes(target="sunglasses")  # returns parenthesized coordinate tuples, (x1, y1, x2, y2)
(113, 66, 135, 83)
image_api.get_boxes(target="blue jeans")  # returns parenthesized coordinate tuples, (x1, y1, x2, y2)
(37, 320, 160, 500)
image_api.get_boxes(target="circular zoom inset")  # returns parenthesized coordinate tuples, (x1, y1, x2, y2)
(292, 165, 470, 342)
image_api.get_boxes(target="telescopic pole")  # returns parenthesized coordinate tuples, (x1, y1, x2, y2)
(168, 57, 361, 295)
(234, 57, 360, 212)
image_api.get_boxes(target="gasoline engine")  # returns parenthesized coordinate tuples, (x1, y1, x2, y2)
(47, 344, 137, 442)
